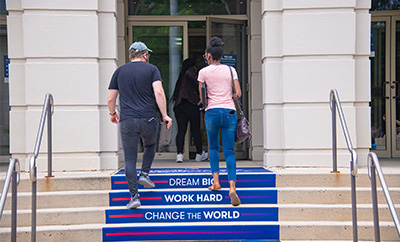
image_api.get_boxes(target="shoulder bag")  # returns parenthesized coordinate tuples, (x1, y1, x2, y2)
(229, 66, 251, 143)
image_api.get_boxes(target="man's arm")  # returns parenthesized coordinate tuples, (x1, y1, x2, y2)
(107, 89, 119, 124)
(152, 81, 172, 129)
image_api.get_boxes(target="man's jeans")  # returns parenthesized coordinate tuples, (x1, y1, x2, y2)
(120, 117, 159, 197)
(204, 108, 237, 182)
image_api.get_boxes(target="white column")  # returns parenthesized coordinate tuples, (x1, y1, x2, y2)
(249, 0, 264, 160)
(261, 0, 371, 167)
(7, 0, 119, 171)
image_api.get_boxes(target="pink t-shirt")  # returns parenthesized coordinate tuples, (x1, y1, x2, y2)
(198, 64, 238, 111)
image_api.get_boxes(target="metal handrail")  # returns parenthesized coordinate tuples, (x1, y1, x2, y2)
(367, 152, 400, 241)
(29, 93, 54, 242)
(329, 89, 358, 241)
(0, 158, 20, 242)
(29, 93, 54, 182)
(330, 89, 358, 175)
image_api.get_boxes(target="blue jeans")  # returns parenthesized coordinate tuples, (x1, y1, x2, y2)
(204, 108, 237, 181)
(120, 117, 159, 197)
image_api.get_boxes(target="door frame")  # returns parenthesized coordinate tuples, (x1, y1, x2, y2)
(371, 16, 391, 158)
(206, 17, 249, 160)
(127, 21, 189, 160)
(371, 11, 400, 158)
(391, 15, 400, 157)
(127, 16, 250, 160)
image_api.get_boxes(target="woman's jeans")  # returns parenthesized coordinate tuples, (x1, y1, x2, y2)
(120, 117, 159, 197)
(204, 108, 237, 182)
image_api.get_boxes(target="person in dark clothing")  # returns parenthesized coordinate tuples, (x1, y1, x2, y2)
(172, 58, 208, 163)
(108, 41, 172, 209)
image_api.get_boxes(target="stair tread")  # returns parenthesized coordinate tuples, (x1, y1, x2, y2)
(1, 220, 397, 231)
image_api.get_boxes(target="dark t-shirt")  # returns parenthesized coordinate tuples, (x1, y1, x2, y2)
(108, 61, 162, 121)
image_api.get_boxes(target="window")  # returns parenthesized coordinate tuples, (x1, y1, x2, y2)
(0, 0, 6, 15)
(128, 0, 246, 15)
(371, 0, 400, 11)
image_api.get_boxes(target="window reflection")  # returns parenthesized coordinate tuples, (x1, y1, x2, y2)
(128, 0, 246, 15)
(0, 0, 6, 15)
(371, 0, 400, 11)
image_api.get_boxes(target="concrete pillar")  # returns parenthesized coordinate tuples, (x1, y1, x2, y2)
(249, 0, 263, 160)
(261, 0, 371, 167)
(7, 0, 119, 171)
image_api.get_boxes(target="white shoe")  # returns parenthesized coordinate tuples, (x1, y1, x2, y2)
(195, 151, 208, 162)
(176, 154, 183, 163)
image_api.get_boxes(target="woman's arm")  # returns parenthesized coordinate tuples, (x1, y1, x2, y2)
(233, 78, 241, 99)
(199, 82, 203, 102)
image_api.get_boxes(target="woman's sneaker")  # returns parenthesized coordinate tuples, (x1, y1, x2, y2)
(138, 172, 155, 188)
(195, 151, 208, 162)
(126, 194, 141, 209)
(176, 154, 183, 163)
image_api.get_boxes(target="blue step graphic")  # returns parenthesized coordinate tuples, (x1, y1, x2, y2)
(103, 167, 280, 241)
(106, 207, 278, 224)
(112, 173, 276, 190)
(109, 189, 277, 206)
(103, 224, 279, 241)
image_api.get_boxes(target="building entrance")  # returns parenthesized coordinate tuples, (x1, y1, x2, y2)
(371, 11, 400, 158)
(0, 14, 9, 165)
(128, 17, 248, 160)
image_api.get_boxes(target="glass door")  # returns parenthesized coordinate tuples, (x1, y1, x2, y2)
(206, 17, 248, 159)
(371, 14, 400, 158)
(128, 21, 188, 159)
(391, 16, 400, 157)
(0, 21, 9, 165)
(371, 17, 391, 157)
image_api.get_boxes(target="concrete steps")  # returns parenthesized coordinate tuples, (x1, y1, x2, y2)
(1, 187, 399, 210)
(1, 204, 399, 227)
(1, 222, 399, 241)
(0, 167, 399, 241)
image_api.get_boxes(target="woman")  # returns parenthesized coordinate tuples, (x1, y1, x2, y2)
(172, 58, 208, 163)
(198, 37, 242, 206)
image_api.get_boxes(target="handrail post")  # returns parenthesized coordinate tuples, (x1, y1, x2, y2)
(369, 162, 381, 242)
(350, 159, 358, 242)
(11, 162, 18, 242)
(29, 93, 54, 242)
(330, 89, 358, 241)
(331, 93, 338, 173)
(46, 100, 53, 178)
(31, 164, 37, 242)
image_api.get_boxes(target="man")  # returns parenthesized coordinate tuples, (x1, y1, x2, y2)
(107, 41, 172, 209)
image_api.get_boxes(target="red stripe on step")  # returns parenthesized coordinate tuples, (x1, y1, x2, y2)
(114, 181, 168, 185)
(109, 214, 144, 218)
(112, 197, 162, 201)
(106, 231, 247, 236)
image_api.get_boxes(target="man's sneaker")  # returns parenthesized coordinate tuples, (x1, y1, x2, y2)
(126, 194, 141, 209)
(195, 151, 208, 162)
(138, 172, 155, 188)
(176, 154, 183, 163)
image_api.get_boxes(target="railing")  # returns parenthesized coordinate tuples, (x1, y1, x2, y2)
(367, 152, 400, 241)
(29, 93, 54, 242)
(0, 158, 20, 242)
(329, 89, 358, 241)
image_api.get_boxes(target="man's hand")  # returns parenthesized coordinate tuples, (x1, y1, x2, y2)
(163, 115, 173, 129)
(110, 113, 119, 124)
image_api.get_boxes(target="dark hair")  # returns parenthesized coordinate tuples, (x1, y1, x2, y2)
(206, 37, 223, 61)
(172, 58, 196, 101)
